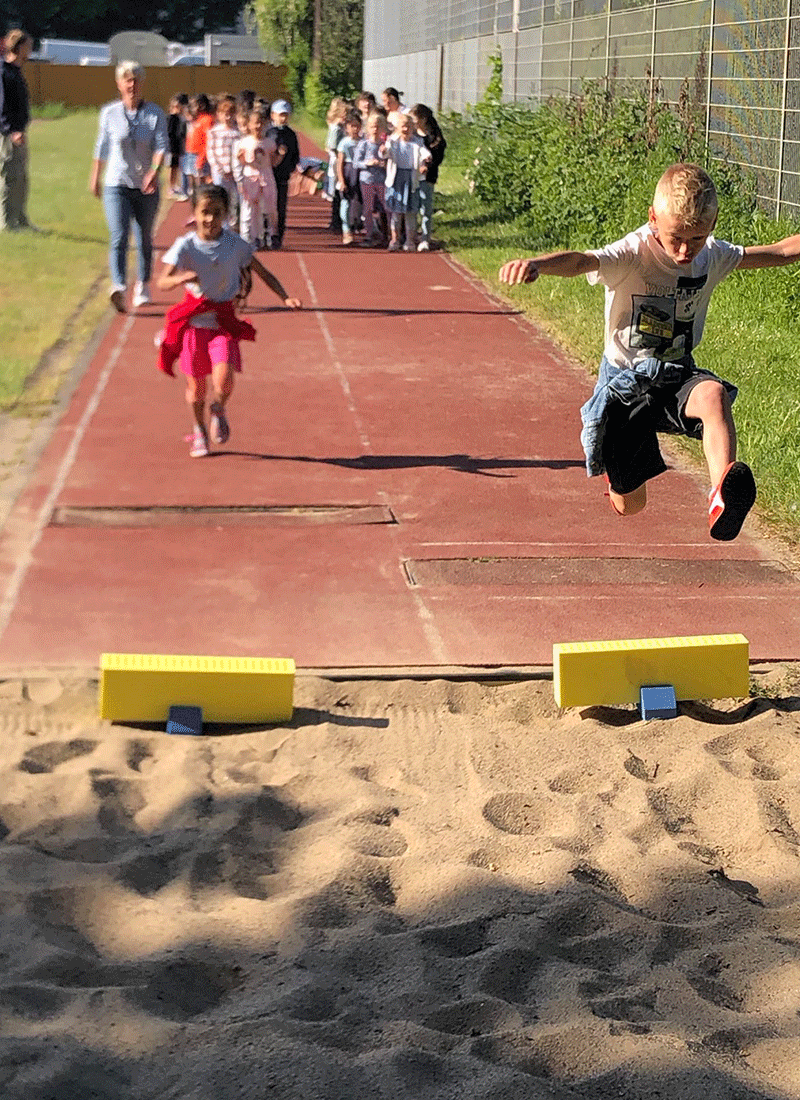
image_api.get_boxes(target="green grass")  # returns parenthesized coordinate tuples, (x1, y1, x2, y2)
(435, 136, 800, 542)
(0, 110, 112, 412)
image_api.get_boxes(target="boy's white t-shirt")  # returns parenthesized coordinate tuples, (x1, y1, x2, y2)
(587, 224, 744, 368)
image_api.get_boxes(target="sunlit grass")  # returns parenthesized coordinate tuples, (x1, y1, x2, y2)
(0, 110, 114, 411)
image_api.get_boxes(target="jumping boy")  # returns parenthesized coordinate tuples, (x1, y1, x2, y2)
(499, 162, 800, 541)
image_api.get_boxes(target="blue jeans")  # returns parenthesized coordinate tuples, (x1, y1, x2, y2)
(417, 180, 434, 242)
(103, 185, 159, 290)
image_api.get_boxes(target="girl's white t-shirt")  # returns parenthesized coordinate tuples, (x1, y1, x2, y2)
(587, 224, 744, 368)
(162, 228, 253, 327)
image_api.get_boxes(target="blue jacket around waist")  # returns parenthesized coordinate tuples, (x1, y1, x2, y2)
(579, 355, 722, 478)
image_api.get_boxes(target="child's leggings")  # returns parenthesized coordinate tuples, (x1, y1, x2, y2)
(211, 170, 238, 228)
(417, 180, 435, 244)
(239, 177, 277, 245)
(360, 181, 386, 239)
(391, 210, 417, 246)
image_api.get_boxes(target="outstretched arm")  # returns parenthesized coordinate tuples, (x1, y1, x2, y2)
(499, 250, 600, 285)
(250, 256, 302, 308)
(738, 233, 800, 270)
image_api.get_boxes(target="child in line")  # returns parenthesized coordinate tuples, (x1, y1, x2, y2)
(499, 162, 800, 541)
(184, 93, 214, 197)
(206, 93, 239, 227)
(167, 93, 189, 199)
(353, 112, 388, 247)
(157, 185, 301, 458)
(237, 108, 279, 249)
(267, 98, 300, 250)
(382, 113, 430, 252)
(336, 109, 363, 246)
(325, 97, 348, 230)
(381, 87, 407, 133)
(410, 103, 446, 251)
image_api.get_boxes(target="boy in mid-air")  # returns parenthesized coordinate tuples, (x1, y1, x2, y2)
(500, 162, 800, 541)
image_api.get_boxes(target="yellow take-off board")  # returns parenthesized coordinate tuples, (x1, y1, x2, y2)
(553, 634, 749, 708)
(99, 654, 295, 723)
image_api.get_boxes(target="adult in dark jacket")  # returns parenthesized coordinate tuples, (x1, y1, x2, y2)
(266, 99, 300, 249)
(0, 28, 33, 231)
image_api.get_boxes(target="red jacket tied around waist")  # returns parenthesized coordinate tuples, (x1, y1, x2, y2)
(158, 293, 256, 376)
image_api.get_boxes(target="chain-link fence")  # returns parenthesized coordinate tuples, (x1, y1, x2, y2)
(363, 0, 800, 216)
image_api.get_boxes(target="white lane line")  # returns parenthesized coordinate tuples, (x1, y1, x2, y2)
(296, 255, 447, 663)
(0, 314, 135, 643)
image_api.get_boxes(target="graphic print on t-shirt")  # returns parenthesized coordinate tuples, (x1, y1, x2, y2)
(629, 272, 708, 360)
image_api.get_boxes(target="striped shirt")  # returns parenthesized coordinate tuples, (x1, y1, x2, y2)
(206, 122, 238, 178)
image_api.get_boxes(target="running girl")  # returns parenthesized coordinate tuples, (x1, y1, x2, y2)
(157, 185, 301, 458)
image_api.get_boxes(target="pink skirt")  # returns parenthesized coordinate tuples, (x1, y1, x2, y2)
(180, 327, 243, 378)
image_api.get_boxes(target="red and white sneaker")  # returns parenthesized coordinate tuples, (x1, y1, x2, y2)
(708, 461, 756, 541)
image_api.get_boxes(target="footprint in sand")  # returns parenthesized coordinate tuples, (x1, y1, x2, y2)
(301, 862, 397, 928)
(479, 947, 544, 1004)
(18, 739, 97, 775)
(124, 955, 244, 1021)
(417, 916, 491, 958)
(343, 807, 408, 858)
(91, 774, 145, 835)
(125, 739, 153, 773)
(422, 996, 520, 1036)
(0, 983, 73, 1021)
(189, 787, 303, 902)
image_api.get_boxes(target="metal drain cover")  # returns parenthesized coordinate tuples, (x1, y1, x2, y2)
(405, 557, 795, 587)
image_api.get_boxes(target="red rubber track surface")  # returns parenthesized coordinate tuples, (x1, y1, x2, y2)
(1, 144, 798, 668)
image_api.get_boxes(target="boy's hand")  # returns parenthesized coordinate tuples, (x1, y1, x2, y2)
(179, 269, 199, 284)
(283, 297, 302, 309)
(499, 259, 538, 285)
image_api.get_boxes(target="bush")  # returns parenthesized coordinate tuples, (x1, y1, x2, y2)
(462, 56, 759, 251)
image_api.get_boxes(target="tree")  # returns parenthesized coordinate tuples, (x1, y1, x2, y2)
(249, 0, 362, 108)
(1, 0, 244, 47)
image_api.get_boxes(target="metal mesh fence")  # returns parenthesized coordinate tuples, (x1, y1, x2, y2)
(363, 0, 800, 216)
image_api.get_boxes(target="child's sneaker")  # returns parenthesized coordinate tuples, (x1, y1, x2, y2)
(209, 402, 230, 445)
(387, 240, 400, 252)
(189, 425, 209, 458)
(417, 240, 431, 252)
(708, 461, 756, 541)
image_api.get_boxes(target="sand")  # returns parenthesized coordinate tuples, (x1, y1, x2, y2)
(0, 667, 799, 1099)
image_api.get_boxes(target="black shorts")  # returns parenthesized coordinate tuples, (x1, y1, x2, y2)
(603, 365, 737, 496)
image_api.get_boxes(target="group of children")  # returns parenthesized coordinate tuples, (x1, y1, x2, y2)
(167, 89, 300, 251)
(325, 88, 447, 251)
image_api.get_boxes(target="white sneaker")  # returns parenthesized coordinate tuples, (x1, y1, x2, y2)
(189, 426, 209, 458)
(417, 240, 431, 252)
(109, 287, 126, 313)
(132, 282, 151, 308)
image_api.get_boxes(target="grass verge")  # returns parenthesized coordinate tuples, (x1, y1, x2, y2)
(435, 128, 800, 544)
(0, 110, 111, 414)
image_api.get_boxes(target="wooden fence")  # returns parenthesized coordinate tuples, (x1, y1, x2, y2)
(26, 61, 288, 112)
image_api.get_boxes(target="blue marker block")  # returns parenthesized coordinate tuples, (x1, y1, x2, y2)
(166, 705, 203, 736)
(639, 685, 677, 720)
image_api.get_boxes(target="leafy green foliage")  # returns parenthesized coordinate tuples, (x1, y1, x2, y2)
(464, 57, 759, 250)
(249, 0, 362, 112)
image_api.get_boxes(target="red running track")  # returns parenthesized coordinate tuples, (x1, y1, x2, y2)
(1, 165, 799, 670)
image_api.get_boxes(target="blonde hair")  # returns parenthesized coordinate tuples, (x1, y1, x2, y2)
(326, 97, 348, 124)
(652, 163, 718, 226)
